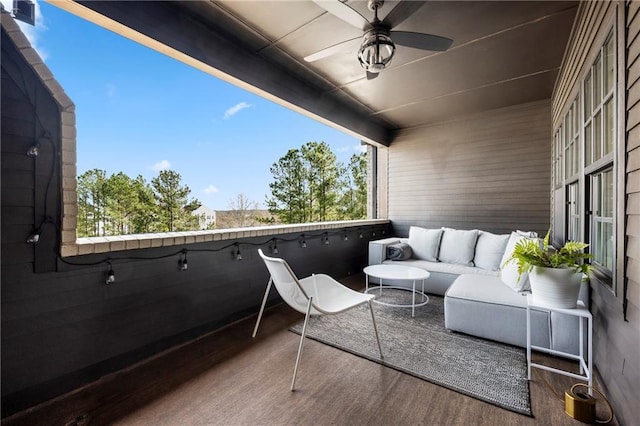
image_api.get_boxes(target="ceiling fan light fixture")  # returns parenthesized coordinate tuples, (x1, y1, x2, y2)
(357, 30, 395, 73)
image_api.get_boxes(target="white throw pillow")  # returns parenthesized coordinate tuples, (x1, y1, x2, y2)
(438, 228, 479, 266)
(408, 226, 443, 261)
(500, 232, 535, 292)
(516, 230, 538, 238)
(474, 231, 510, 271)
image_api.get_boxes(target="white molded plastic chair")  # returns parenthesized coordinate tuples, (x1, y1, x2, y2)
(253, 249, 383, 391)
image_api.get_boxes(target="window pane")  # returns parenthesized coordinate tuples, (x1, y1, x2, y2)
(567, 182, 580, 241)
(594, 221, 603, 265)
(585, 122, 592, 165)
(594, 174, 602, 215)
(571, 138, 580, 176)
(584, 72, 592, 115)
(604, 33, 614, 93)
(573, 99, 579, 132)
(603, 222, 613, 270)
(594, 111, 602, 160)
(603, 168, 614, 217)
(604, 98, 614, 155)
(594, 53, 602, 101)
(555, 132, 561, 186)
(590, 168, 614, 274)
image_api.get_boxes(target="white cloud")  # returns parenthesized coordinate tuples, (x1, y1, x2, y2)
(203, 185, 219, 195)
(224, 102, 252, 119)
(354, 144, 367, 153)
(152, 160, 171, 171)
(3, 0, 49, 60)
(336, 146, 351, 153)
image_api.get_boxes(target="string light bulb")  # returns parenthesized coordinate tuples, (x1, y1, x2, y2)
(180, 251, 188, 271)
(26, 144, 39, 157)
(343, 232, 349, 241)
(271, 240, 279, 254)
(26, 232, 40, 244)
(105, 262, 115, 285)
(323, 233, 330, 245)
(235, 244, 243, 261)
(300, 234, 307, 248)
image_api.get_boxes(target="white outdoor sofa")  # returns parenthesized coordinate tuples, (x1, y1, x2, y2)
(368, 226, 588, 355)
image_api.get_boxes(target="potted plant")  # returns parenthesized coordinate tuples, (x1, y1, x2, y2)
(506, 230, 591, 309)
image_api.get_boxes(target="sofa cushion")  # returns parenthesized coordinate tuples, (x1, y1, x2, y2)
(408, 226, 442, 261)
(499, 232, 535, 292)
(438, 228, 479, 266)
(445, 274, 529, 308)
(473, 231, 509, 271)
(385, 259, 499, 277)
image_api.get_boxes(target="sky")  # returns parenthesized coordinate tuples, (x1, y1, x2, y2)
(4, 0, 363, 210)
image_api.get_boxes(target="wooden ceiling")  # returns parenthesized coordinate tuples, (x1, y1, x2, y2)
(70, 1, 578, 145)
(210, 1, 577, 127)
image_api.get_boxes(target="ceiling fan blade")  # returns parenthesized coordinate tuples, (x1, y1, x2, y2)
(381, 1, 426, 29)
(391, 31, 453, 52)
(366, 71, 379, 80)
(304, 37, 361, 62)
(312, 0, 371, 31)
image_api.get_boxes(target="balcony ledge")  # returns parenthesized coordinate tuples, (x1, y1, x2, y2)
(61, 219, 391, 257)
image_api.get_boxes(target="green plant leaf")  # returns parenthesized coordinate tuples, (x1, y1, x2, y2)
(503, 228, 592, 281)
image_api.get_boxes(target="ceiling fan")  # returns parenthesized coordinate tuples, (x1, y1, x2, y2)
(305, 0, 453, 80)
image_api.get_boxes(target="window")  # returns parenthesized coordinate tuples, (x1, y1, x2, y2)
(584, 33, 615, 167)
(589, 168, 614, 274)
(553, 127, 563, 188)
(553, 27, 616, 288)
(564, 97, 580, 180)
(566, 182, 580, 241)
(584, 30, 616, 281)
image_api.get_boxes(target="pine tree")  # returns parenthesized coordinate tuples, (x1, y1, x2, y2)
(266, 142, 366, 224)
(77, 169, 107, 237)
(151, 170, 200, 232)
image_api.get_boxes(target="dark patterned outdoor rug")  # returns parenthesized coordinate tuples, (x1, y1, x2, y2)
(290, 290, 531, 416)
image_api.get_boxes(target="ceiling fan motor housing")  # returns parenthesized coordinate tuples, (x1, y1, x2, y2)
(367, 0, 385, 13)
(358, 29, 395, 72)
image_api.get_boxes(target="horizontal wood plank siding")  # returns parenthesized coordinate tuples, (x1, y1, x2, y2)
(551, 2, 639, 424)
(388, 101, 550, 236)
(623, 2, 640, 423)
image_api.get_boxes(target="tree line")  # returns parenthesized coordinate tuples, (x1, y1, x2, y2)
(266, 141, 367, 222)
(77, 169, 200, 237)
(76, 141, 367, 237)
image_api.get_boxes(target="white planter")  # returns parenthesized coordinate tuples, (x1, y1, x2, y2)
(529, 266, 583, 309)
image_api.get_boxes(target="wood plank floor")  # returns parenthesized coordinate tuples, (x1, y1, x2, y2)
(2, 275, 618, 426)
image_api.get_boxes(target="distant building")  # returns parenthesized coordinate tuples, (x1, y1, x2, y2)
(192, 205, 216, 229)
(214, 209, 275, 229)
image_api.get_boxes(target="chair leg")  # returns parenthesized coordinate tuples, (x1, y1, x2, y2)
(291, 297, 313, 391)
(252, 278, 273, 338)
(369, 300, 384, 360)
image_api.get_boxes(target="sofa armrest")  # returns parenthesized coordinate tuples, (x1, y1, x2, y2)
(368, 237, 404, 265)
